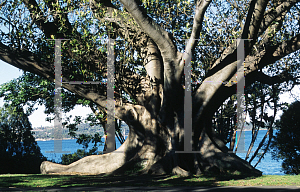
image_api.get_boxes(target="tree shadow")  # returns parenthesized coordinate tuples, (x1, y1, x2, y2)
(1, 173, 300, 191)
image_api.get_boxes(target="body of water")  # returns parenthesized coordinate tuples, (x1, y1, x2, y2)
(37, 138, 122, 163)
(37, 130, 284, 175)
(234, 130, 284, 175)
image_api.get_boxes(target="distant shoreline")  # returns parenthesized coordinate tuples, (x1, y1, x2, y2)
(34, 129, 270, 141)
(241, 128, 268, 131)
(35, 138, 74, 141)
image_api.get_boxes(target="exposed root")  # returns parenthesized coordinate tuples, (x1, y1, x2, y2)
(172, 166, 191, 176)
(40, 139, 132, 175)
(40, 150, 126, 175)
(40, 121, 262, 177)
(199, 132, 262, 176)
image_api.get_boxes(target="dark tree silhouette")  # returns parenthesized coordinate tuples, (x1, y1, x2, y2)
(271, 101, 300, 175)
(0, 104, 46, 173)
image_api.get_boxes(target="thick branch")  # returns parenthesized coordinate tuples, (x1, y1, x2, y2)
(0, 41, 108, 109)
(195, 33, 300, 125)
(257, 10, 287, 49)
(0, 42, 53, 80)
(258, 0, 299, 36)
(90, 0, 140, 33)
(180, 0, 212, 81)
(193, 60, 237, 122)
(222, 33, 300, 89)
(119, 0, 176, 59)
(187, 0, 212, 54)
(258, 34, 300, 68)
(0, 41, 132, 121)
(242, 0, 268, 50)
(254, 71, 297, 85)
(223, 34, 300, 85)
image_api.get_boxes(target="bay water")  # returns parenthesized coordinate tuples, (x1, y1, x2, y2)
(37, 130, 284, 175)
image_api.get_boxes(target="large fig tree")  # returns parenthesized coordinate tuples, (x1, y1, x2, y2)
(0, 0, 300, 176)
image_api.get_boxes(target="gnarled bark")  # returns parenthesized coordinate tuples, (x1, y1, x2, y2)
(40, 38, 262, 177)
(40, 114, 262, 176)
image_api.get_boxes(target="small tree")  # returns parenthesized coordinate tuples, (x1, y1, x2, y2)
(0, 104, 46, 174)
(271, 101, 300, 175)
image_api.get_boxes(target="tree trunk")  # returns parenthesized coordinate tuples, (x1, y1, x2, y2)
(41, 87, 262, 176)
(40, 109, 261, 176)
(40, 40, 262, 177)
(230, 129, 236, 152)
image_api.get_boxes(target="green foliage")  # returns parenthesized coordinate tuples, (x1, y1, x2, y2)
(0, 72, 105, 152)
(0, 105, 46, 174)
(0, 72, 79, 116)
(271, 101, 300, 175)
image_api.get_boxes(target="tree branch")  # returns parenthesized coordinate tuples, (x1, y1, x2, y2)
(90, 0, 148, 50)
(0, 42, 53, 80)
(179, 0, 212, 81)
(119, 0, 177, 59)
(1, 38, 154, 129)
(186, 0, 212, 54)
(221, 33, 300, 85)
(258, 0, 299, 36)
(257, 10, 287, 49)
(0, 41, 123, 119)
(254, 71, 297, 85)
(258, 33, 300, 68)
(242, 0, 268, 50)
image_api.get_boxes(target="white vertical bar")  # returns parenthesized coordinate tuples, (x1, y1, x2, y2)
(176, 40, 194, 153)
(105, 39, 115, 153)
(47, 39, 70, 153)
(184, 40, 193, 152)
(236, 39, 246, 153)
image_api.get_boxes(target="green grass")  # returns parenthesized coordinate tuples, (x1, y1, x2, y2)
(0, 173, 300, 188)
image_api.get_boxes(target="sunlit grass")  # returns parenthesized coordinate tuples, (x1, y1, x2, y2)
(0, 174, 300, 188)
(217, 175, 300, 186)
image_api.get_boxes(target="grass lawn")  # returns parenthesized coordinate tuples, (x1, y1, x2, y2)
(0, 173, 300, 188)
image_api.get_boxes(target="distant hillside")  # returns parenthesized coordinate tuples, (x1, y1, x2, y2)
(31, 121, 262, 141)
(32, 122, 129, 140)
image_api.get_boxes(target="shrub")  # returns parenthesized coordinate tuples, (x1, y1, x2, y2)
(271, 101, 300, 175)
(0, 105, 47, 173)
